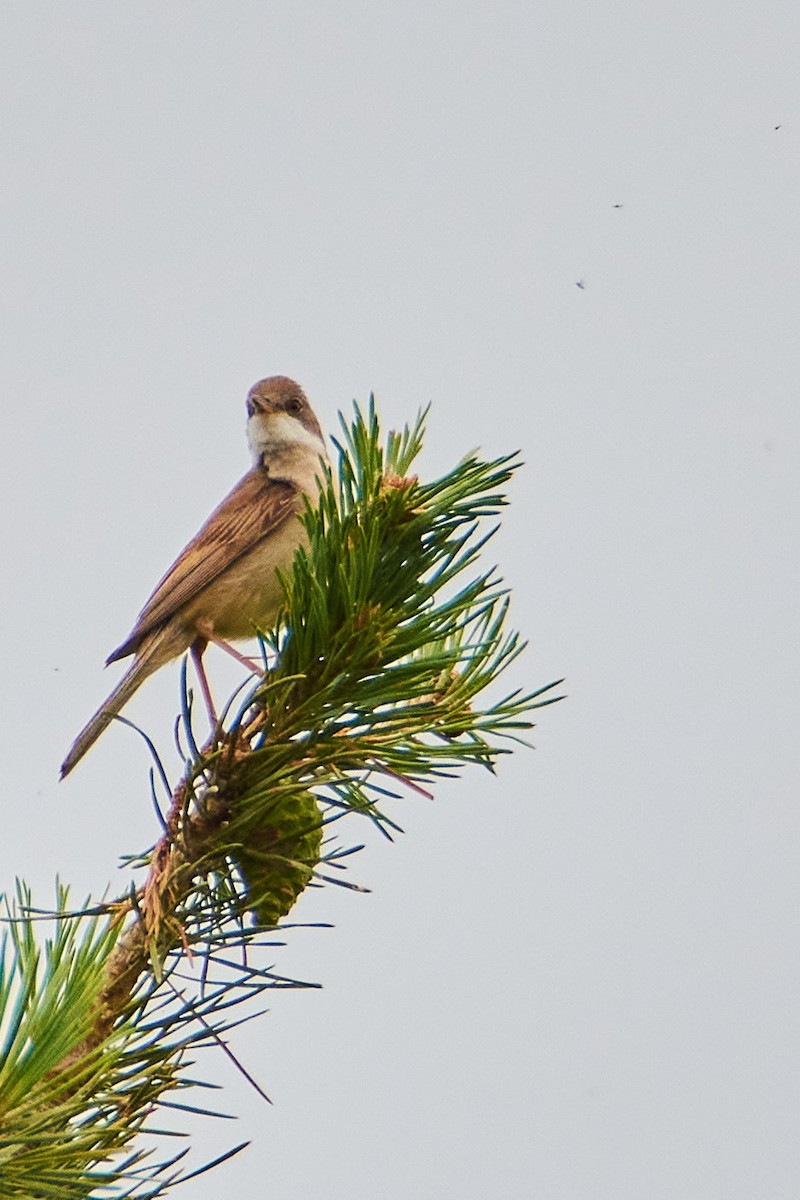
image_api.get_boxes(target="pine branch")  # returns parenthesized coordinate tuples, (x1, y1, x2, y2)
(0, 399, 563, 1195)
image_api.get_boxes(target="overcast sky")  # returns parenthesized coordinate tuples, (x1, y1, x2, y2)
(1, 3, 799, 1197)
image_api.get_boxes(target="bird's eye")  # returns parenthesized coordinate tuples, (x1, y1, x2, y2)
(287, 397, 303, 414)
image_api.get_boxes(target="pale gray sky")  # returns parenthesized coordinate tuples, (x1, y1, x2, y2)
(1, 3, 799, 1197)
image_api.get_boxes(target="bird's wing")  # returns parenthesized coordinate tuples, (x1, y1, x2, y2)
(107, 466, 300, 662)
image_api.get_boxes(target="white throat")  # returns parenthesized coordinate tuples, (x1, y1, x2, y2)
(247, 412, 326, 465)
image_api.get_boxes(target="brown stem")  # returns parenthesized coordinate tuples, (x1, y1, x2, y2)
(55, 739, 250, 1075)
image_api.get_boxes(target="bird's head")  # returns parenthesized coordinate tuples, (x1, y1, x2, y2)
(245, 376, 326, 462)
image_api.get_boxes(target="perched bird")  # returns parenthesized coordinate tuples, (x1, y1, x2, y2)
(61, 376, 327, 777)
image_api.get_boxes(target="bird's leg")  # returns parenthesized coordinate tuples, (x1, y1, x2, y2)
(194, 619, 264, 675)
(190, 635, 218, 728)
(209, 637, 264, 674)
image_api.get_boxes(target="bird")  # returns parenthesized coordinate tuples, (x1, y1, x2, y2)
(575, 279, 586, 290)
(60, 376, 328, 777)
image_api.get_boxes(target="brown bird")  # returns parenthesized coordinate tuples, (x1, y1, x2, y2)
(61, 376, 328, 777)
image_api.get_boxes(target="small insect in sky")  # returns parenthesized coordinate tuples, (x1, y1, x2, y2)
(612, 203, 624, 208)
(575, 279, 586, 290)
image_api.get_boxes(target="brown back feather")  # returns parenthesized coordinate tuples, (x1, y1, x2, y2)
(107, 466, 299, 663)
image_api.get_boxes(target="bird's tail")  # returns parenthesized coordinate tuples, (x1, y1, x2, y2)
(60, 642, 166, 778)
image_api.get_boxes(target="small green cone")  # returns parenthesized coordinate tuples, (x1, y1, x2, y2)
(234, 790, 323, 927)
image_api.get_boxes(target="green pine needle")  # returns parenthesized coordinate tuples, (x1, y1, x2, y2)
(0, 398, 562, 1194)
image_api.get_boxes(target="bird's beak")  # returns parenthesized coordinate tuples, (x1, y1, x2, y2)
(248, 395, 275, 417)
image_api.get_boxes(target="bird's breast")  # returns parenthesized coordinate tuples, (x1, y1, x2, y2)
(179, 517, 308, 641)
